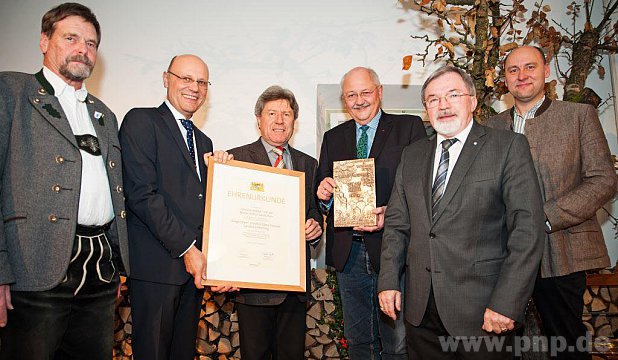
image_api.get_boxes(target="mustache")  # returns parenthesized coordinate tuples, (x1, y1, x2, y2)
(352, 103, 370, 110)
(438, 111, 455, 118)
(66, 55, 94, 67)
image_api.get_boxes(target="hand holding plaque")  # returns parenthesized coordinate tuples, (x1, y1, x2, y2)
(333, 158, 376, 227)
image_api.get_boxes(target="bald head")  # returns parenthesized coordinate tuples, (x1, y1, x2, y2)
(340, 67, 383, 125)
(167, 54, 209, 73)
(340, 67, 381, 88)
(163, 54, 210, 119)
(504, 46, 546, 66)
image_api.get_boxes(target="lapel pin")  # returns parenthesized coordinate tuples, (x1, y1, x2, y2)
(94, 111, 105, 126)
(473, 141, 478, 146)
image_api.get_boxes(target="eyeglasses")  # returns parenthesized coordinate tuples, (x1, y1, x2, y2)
(343, 86, 379, 102)
(166, 71, 211, 90)
(424, 93, 472, 109)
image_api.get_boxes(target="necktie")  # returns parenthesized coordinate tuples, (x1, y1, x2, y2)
(273, 146, 286, 169)
(356, 125, 369, 159)
(180, 119, 196, 165)
(431, 138, 458, 218)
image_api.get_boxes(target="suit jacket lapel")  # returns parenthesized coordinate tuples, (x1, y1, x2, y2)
(85, 98, 109, 160)
(432, 122, 486, 223)
(246, 139, 273, 166)
(289, 146, 307, 172)
(368, 111, 393, 159)
(157, 103, 199, 179)
(195, 134, 209, 184)
(32, 72, 77, 148)
(423, 136, 437, 221)
(343, 120, 358, 159)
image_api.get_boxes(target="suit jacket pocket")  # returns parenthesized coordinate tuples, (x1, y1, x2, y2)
(461, 172, 494, 185)
(474, 257, 505, 276)
(3, 212, 28, 224)
(566, 218, 600, 234)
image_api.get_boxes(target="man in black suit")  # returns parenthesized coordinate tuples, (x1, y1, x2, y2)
(378, 66, 544, 359)
(315, 67, 426, 359)
(119, 54, 214, 360)
(214, 85, 322, 359)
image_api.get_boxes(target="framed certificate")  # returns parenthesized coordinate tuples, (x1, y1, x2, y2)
(202, 158, 306, 292)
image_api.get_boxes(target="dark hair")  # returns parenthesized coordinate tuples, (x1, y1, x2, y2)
(505, 46, 547, 65)
(421, 66, 476, 104)
(255, 85, 300, 120)
(41, 3, 101, 46)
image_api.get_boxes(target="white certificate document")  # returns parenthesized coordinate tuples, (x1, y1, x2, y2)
(202, 158, 306, 292)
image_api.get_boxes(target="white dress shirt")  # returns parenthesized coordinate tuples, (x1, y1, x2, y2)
(431, 119, 474, 189)
(164, 100, 201, 181)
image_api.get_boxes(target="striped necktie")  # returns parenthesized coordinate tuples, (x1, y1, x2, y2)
(431, 138, 458, 218)
(273, 146, 286, 169)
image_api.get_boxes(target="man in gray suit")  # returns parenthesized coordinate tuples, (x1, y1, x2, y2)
(0, 3, 128, 359)
(378, 66, 544, 359)
(487, 46, 617, 360)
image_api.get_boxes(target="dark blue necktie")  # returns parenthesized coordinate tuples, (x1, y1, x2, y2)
(431, 138, 457, 218)
(180, 119, 196, 165)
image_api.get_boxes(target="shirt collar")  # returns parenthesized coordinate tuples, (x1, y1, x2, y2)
(355, 109, 382, 131)
(514, 96, 545, 118)
(165, 100, 193, 122)
(436, 118, 474, 146)
(260, 137, 289, 153)
(43, 66, 87, 100)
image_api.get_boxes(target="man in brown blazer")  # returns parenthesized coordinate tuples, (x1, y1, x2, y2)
(487, 46, 617, 360)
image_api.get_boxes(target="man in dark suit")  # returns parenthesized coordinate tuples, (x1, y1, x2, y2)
(0, 3, 129, 359)
(119, 54, 214, 360)
(315, 67, 426, 359)
(487, 46, 617, 360)
(378, 66, 545, 359)
(214, 85, 322, 359)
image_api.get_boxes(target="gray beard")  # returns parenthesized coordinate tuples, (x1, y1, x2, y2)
(59, 62, 92, 82)
(431, 119, 462, 137)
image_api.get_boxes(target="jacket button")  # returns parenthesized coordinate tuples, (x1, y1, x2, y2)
(34, 98, 40, 103)
(120, 210, 127, 219)
(425, 267, 431, 272)
(115, 185, 123, 193)
(109, 160, 116, 168)
(38, 88, 46, 95)
(55, 155, 65, 164)
(429, 233, 435, 239)
(52, 184, 61, 193)
(198, 194, 204, 200)
(48, 214, 58, 223)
